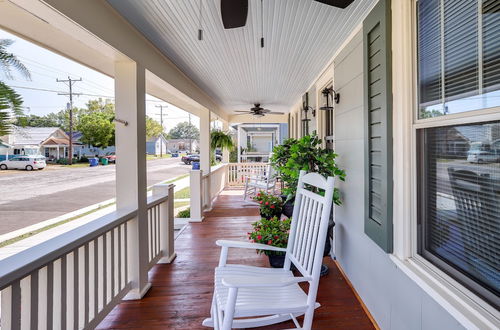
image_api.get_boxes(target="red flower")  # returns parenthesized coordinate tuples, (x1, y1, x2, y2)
(259, 201, 263, 204)
(257, 235, 262, 240)
(274, 235, 279, 239)
(267, 240, 272, 245)
(257, 193, 261, 197)
(265, 201, 269, 205)
(270, 205, 275, 209)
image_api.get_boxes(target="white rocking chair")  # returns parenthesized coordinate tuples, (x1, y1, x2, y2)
(203, 170, 335, 330)
(243, 164, 277, 200)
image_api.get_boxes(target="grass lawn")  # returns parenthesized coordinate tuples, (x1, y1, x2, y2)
(174, 187, 190, 199)
(174, 201, 190, 209)
(164, 173, 189, 184)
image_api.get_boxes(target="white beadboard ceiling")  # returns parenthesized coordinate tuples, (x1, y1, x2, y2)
(107, 0, 376, 114)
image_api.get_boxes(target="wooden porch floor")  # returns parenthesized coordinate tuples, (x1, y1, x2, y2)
(98, 189, 375, 329)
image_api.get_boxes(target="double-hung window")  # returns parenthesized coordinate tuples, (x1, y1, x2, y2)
(416, 0, 500, 308)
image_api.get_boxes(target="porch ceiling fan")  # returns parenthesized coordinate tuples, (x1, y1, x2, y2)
(220, 0, 355, 29)
(234, 103, 285, 117)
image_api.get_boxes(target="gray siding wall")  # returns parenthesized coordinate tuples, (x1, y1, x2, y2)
(333, 30, 464, 330)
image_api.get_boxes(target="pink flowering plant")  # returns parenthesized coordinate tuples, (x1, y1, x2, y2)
(252, 191, 283, 219)
(248, 217, 291, 256)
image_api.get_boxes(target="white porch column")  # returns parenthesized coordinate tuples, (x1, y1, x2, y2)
(199, 110, 212, 210)
(189, 169, 203, 222)
(153, 183, 176, 263)
(199, 110, 211, 174)
(114, 60, 150, 300)
(56, 146, 60, 159)
(237, 125, 242, 163)
(222, 121, 230, 163)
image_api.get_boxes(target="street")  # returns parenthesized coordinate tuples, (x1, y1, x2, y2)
(0, 157, 190, 235)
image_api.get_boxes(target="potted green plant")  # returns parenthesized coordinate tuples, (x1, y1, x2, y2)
(247, 217, 291, 268)
(271, 132, 346, 215)
(270, 132, 346, 267)
(253, 191, 283, 219)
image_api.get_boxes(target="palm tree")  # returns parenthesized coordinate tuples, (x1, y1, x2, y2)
(0, 39, 30, 136)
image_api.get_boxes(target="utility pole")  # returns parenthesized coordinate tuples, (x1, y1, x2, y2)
(155, 105, 168, 158)
(57, 76, 82, 165)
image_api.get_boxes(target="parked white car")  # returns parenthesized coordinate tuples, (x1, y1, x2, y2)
(0, 156, 47, 171)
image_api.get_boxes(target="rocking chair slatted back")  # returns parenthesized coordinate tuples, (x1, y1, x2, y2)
(285, 171, 335, 278)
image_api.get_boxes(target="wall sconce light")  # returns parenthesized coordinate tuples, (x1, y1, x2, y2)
(319, 87, 340, 111)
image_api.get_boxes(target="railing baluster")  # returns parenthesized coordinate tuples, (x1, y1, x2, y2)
(111, 229, 115, 298)
(61, 256, 67, 330)
(73, 249, 79, 330)
(11, 281, 21, 330)
(118, 225, 122, 290)
(93, 238, 99, 318)
(47, 262, 54, 330)
(102, 234, 107, 306)
(84, 243, 90, 326)
(30, 271, 39, 329)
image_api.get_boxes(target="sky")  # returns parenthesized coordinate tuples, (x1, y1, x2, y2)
(0, 28, 200, 131)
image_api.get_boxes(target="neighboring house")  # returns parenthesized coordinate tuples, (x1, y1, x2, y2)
(146, 135, 168, 155)
(69, 131, 116, 157)
(233, 123, 288, 163)
(0, 127, 82, 161)
(166, 138, 199, 153)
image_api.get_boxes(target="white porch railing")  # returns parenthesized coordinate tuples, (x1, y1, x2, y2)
(0, 185, 174, 330)
(227, 162, 269, 186)
(191, 164, 229, 221)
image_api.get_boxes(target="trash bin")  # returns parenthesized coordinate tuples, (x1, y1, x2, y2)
(172, 153, 179, 158)
(100, 157, 109, 165)
(192, 161, 200, 170)
(89, 158, 99, 167)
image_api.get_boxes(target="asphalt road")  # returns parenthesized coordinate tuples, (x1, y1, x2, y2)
(0, 157, 190, 235)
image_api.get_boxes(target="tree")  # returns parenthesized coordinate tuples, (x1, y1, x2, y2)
(0, 39, 30, 136)
(167, 121, 199, 140)
(76, 112, 114, 148)
(145, 116, 163, 140)
(15, 114, 59, 127)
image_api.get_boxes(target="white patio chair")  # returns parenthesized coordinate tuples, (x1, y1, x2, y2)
(203, 170, 335, 330)
(243, 164, 277, 200)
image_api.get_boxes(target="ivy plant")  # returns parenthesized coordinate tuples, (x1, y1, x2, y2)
(270, 132, 346, 205)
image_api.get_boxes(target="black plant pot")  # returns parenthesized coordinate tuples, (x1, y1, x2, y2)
(260, 209, 282, 220)
(268, 254, 286, 268)
(268, 254, 297, 270)
(281, 195, 295, 218)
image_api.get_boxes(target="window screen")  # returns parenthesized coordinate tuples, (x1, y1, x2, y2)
(418, 121, 500, 308)
(417, 0, 500, 118)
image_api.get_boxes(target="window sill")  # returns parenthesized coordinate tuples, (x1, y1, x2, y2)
(389, 254, 500, 329)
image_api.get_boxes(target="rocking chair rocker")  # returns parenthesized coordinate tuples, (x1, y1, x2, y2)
(203, 170, 335, 329)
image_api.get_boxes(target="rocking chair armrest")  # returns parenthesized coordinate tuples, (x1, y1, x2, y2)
(216, 240, 287, 253)
(221, 275, 312, 288)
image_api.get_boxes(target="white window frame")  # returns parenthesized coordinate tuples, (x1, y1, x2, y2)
(391, 0, 500, 328)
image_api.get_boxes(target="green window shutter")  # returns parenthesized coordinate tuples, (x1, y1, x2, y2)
(363, 0, 393, 253)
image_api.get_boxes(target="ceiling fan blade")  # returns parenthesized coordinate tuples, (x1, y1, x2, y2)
(234, 110, 250, 113)
(314, 0, 355, 9)
(268, 112, 285, 115)
(221, 0, 248, 29)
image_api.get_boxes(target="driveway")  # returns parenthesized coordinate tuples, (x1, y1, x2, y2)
(0, 157, 190, 235)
